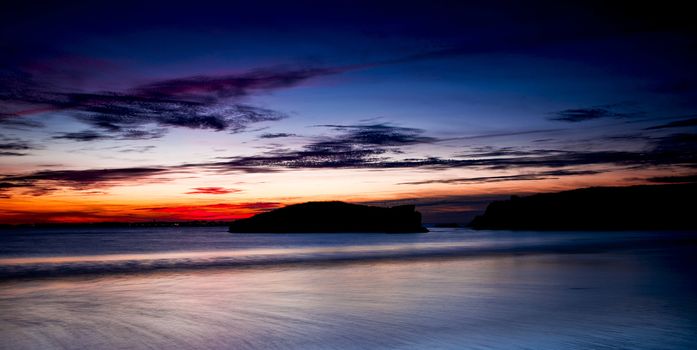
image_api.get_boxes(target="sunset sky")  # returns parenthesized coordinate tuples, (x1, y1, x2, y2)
(1, 1, 696, 223)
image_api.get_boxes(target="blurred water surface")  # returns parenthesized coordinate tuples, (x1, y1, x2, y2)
(0, 227, 696, 349)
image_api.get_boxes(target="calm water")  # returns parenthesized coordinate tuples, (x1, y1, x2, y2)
(0, 227, 696, 349)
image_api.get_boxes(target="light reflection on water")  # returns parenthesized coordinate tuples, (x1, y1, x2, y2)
(1, 252, 697, 349)
(0, 241, 483, 265)
(1, 228, 695, 279)
(0, 228, 696, 349)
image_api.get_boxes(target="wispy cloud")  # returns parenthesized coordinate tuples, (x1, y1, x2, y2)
(194, 131, 697, 173)
(185, 187, 240, 195)
(117, 145, 156, 153)
(646, 173, 697, 183)
(314, 123, 436, 146)
(53, 130, 111, 142)
(0, 167, 170, 197)
(0, 115, 44, 129)
(0, 151, 28, 156)
(3, 129, 696, 199)
(455, 147, 568, 158)
(0, 139, 36, 156)
(444, 129, 563, 141)
(1, 66, 339, 140)
(53, 128, 167, 142)
(550, 106, 642, 122)
(198, 123, 435, 171)
(399, 169, 601, 185)
(134, 68, 336, 100)
(644, 116, 697, 130)
(259, 133, 297, 139)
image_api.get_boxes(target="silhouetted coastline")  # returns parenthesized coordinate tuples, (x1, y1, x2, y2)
(470, 183, 697, 230)
(229, 201, 428, 233)
(0, 221, 234, 230)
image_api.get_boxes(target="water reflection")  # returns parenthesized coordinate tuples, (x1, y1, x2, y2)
(1, 251, 696, 349)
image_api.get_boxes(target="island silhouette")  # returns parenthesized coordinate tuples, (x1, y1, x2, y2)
(470, 183, 697, 230)
(228, 201, 428, 233)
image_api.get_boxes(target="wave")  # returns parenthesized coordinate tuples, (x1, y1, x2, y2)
(1, 236, 695, 279)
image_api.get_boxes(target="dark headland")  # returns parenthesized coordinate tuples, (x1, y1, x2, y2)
(228, 201, 428, 233)
(469, 183, 697, 230)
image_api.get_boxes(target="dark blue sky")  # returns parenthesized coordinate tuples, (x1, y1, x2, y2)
(1, 1, 696, 223)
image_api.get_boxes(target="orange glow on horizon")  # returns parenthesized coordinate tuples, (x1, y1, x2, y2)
(0, 167, 666, 224)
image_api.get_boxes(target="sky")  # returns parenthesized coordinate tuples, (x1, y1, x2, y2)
(1, 1, 696, 223)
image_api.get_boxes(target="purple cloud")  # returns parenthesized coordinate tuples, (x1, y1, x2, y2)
(0, 66, 339, 140)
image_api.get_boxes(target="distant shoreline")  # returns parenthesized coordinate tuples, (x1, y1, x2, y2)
(470, 183, 697, 231)
(0, 221, 235, 229)
(0, 221, 464, 230)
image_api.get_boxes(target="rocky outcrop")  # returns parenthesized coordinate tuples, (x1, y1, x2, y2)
(229, 201, 428, 233)
(469, 183, 697, 230)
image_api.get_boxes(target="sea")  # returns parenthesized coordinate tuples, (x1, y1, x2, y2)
(0, 227, 696, 349)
